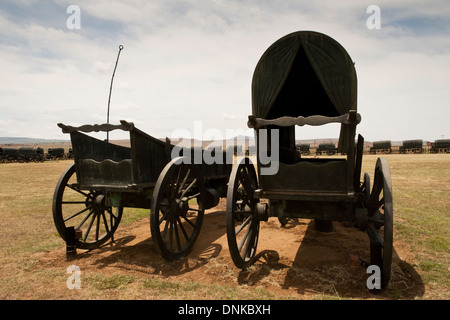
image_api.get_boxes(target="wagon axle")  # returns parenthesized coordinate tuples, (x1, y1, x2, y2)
(160, 196, 193, 223)
(85, 193, 108, 212)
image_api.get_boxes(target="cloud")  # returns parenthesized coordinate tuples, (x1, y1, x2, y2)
(0, 0, 449, 142)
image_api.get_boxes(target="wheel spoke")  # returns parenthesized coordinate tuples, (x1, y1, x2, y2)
(368, 177, 383, 212)
(75, 209, 94, 229)
(237, 188, 252, 208)
(174, 167, 182, 198)
(187, 192, 201, 200)
(61, 201, 87, 204)
(66, 184, 90, 198)
(83, 211, 97, 242)
(177, 217, 190, 242)
(173, 220, 182, 251)
(377, 197, 384, 210)
(102, 211, 110, 234)
(178, 168, 191, 195)
(161, 219, 170, 240)
(158, 209, 171, 225)
(368, 213, 384, 225)
(235, 215, 252, 236)
(63, 205, 92, 222)
(238, 221, 252, 252)
(95, 212, 101, 241)
(239, 167, 254, 199)
(242, 227, 255, 259)
(367, 223, 384, 246)
(169, 221, 174, 250)
(181, 178, 197, 198)
(180, 214, 195, 228)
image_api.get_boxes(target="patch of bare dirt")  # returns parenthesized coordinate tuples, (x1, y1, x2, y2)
(36, 199, 425, 299)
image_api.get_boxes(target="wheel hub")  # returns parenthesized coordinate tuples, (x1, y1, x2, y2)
(176, 197, 189, 216)
(86, 193, 107, 212)
(164, 197, 189, 222)
(256, 203, 269, 222)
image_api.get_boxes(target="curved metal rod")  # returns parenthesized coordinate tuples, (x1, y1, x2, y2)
(107, 45, 124, 142)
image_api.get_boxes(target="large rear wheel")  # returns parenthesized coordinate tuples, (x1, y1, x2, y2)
(150, 157, 205, 261)
(226, 157, 261, 269)
(367, 158, 393, 289)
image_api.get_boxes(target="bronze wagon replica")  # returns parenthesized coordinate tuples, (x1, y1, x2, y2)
(226, 31, 394, 288)
(53, 121, 232, 260)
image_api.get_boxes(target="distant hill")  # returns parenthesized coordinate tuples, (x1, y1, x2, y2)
(1, 135, 400, 150)
(0, 137, 68, 145)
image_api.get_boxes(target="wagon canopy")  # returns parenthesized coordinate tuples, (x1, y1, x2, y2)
(252, 31, 357, 119)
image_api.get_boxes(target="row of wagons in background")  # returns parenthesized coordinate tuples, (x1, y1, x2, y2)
(295, 143, 339, 156)
(294, 139, 450, 156)
(2, 138, 449, 163)
(0, 147, 73, 163)
(369, 139, 450, 154)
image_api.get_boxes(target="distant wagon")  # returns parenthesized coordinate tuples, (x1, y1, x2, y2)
(399, 139, 423, 154)
(430, 139, 450, 153)
(370, 140, 392, 154)
(17, 147, 45, 162)
(296, 143, 310, 155)
(47, 147, 66, 160)
(315, 143, 337, 156)
(0, 147, 19, 163)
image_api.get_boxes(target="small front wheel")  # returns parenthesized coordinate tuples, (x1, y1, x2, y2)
(52, 164, 123, 250)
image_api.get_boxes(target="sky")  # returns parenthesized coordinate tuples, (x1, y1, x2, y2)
(0, 0, 449, 142)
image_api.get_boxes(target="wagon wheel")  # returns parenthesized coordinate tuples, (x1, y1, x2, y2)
(52, 164, 123, 250)
(362, 172, 371, 208)
(367, 158, 393, 289)
(226, 157, 261, 269)
(150, 157, 205, 261)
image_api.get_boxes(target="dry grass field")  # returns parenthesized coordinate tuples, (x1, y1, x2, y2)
(0, 154, 448, 300)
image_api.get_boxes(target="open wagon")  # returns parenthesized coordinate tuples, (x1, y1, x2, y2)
(226, 31, 393, 288)
(53, 121, 232, 260)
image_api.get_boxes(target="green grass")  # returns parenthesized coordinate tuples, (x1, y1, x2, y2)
(364, 154, 450, 296)
(88, 274, 135, 290)
(0, 155, 449, 299)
